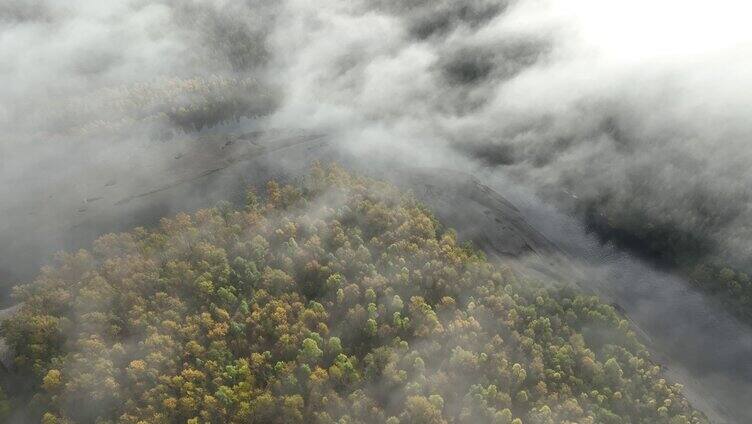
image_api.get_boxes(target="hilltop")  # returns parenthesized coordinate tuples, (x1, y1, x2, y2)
(0, 165, 705, 423)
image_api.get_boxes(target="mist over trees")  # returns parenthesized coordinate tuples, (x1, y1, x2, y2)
(0, 166, 706, 423)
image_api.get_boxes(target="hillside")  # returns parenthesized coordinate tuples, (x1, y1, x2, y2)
(1, 165, 706, 423)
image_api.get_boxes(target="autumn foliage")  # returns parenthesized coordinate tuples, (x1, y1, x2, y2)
(1, 165, 706, 424)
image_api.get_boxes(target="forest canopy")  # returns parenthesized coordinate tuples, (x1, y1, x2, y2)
(1, 165, 706, 424)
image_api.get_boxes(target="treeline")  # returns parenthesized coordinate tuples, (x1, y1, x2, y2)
(688, 263, 752, 322)
(1, 165, 706, 423)
(36, 76, 278, 137)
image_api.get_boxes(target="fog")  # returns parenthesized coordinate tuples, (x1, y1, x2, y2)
(4, 0, 752, 258)
(3, 0, 752, 422)
(264, 0, 752, 264)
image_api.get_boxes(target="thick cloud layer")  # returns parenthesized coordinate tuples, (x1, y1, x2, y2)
(2, 0, 751, 290)
(261, 0, 752, 268)
(5, 1, 751, 263)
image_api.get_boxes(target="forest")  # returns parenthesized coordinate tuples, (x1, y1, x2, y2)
(42, 76, 277, 137)
(0, 165, 706, 424)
